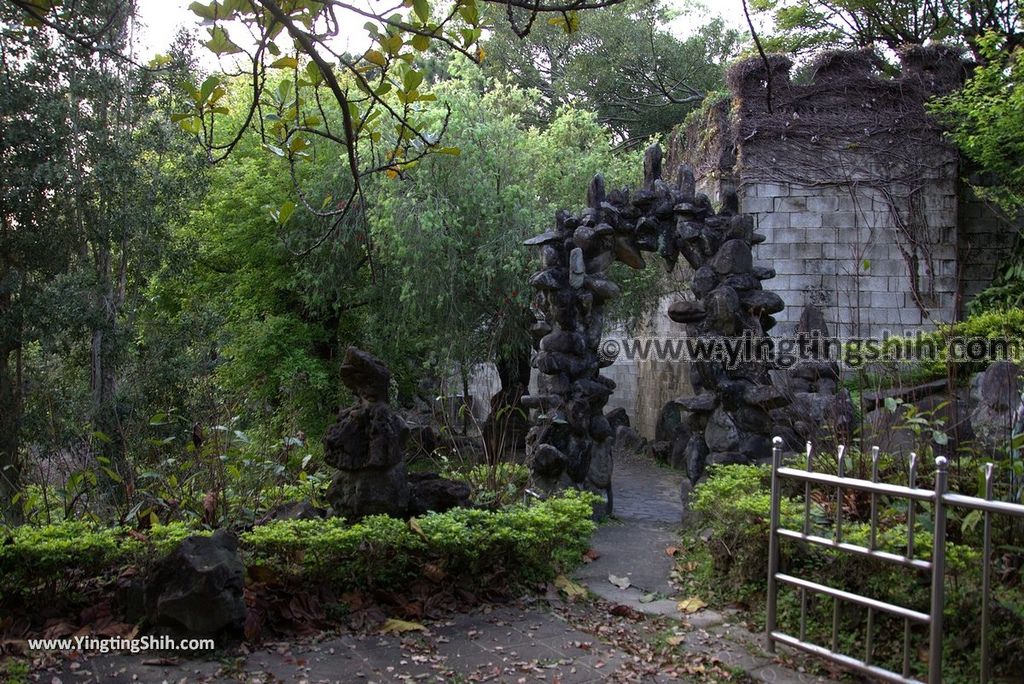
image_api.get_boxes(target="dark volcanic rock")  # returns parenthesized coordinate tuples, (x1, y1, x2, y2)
(340, 346, 392, 402)
(328, 465, 410, 519)
(741, 290, 785, 314)
(684, 435, 709, 482)
(705, 287, 741, 334)
(522, 149, 786, 518)
(256, 501, 326, 525)
(408, 473, 472, 515)
(743, 384, 790, 409)
(531, 443, 569, 478)
(613, 425, 644, 454)
(710, 239, 753, 274)
(324, 347, 435, 519)
(324, 402, 408, 471)
(978, 361, 1021, 410)
(144, 530, 245, 640)
(678, 393, 717, 412)
(606, 407, 631, 432)
(691, 266, 718, 297)
(668, 300, 707, 323)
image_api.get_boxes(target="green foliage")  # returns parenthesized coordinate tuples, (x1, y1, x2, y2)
(144, 100, 357, 440)
(242, 489, 598, 588)
(931, 33, 1024, 313)
(482, 0, 741, 144)
(845, 307, 1024, 383)
(0, 521, 208, 597)
(690, 464, 801, 599)
(931, 32, 1024, 214)
(750, 0, 1019, 61)
(683, 461, 1022, 681)
(446, 462, 532, 508)
(365, 65, 644, 381)
(1, 490, 596, 600)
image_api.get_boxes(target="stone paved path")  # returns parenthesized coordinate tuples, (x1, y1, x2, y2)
(573, 452, 830, 683)
(28, 453, 834, 684)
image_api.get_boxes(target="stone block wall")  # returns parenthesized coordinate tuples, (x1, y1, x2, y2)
(601, 300, 696, 437)
(741, 180, 961, 337)
(959, 188, 1019, 302)
(667, 47, 1016, 338)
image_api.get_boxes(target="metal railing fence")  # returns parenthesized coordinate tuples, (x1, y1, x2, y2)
(765, 436, 1024, 683)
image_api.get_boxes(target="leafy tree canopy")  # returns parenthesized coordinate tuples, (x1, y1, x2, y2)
(482, 0, 742, 145)
(749, 0, 1021, 61)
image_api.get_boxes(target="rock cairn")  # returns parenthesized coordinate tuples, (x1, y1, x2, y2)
(325, 347, 411, 519)
(523, 144, 790, 509)
(324, 346, 470, 519)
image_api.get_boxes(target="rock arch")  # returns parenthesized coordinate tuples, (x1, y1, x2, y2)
(523, 144, 789, 514)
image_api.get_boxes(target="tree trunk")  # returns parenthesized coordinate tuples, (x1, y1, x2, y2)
(0, 286, 23, 523)
(89, 240, 126, 496)
(496, 342, 532, 394)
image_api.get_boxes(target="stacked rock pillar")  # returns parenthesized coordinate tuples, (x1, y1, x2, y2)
(521, 174, 621, 515)
(524, 145, 790, 511)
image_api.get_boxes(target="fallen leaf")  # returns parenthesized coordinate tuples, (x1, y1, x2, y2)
(553, 575, 587, 599)
(677, 597, 707, 614)
(422, 562, 446, 583)
(379, 618, 426, 635)
(609, 604, 643, 620)
(608, 574, 631, 590)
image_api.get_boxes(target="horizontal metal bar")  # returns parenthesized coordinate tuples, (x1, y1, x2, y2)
(776, 528, 932, 571)
(775, 573, 931, 624)
(777, 467, 936, 502)
(942, 493, 1024, 518)
(770, 632, 925, 684)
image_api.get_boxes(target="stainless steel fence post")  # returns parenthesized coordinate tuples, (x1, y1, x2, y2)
(980, 463, 994, 684)
(929, 456, 949, 684)
(766, 436, 783, 653)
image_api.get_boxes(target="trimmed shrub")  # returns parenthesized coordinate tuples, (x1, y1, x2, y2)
(0, 491, 597, 600)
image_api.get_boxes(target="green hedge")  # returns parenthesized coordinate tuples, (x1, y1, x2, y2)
(860, 307, 1024, 381)
(0, 491, 597, 598)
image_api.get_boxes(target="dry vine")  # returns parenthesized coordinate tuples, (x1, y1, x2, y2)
(689, 47, 968, 318)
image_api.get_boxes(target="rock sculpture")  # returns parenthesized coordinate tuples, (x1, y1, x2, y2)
(325, 347, 411, 519)
(970, 361, 1023, 460)
(523, 144, 789, 510)
(770, 304, 854, 451)
(324, 346, 472, 519)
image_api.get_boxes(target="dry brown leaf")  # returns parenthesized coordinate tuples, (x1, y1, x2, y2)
(407, 517, 428, 541)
